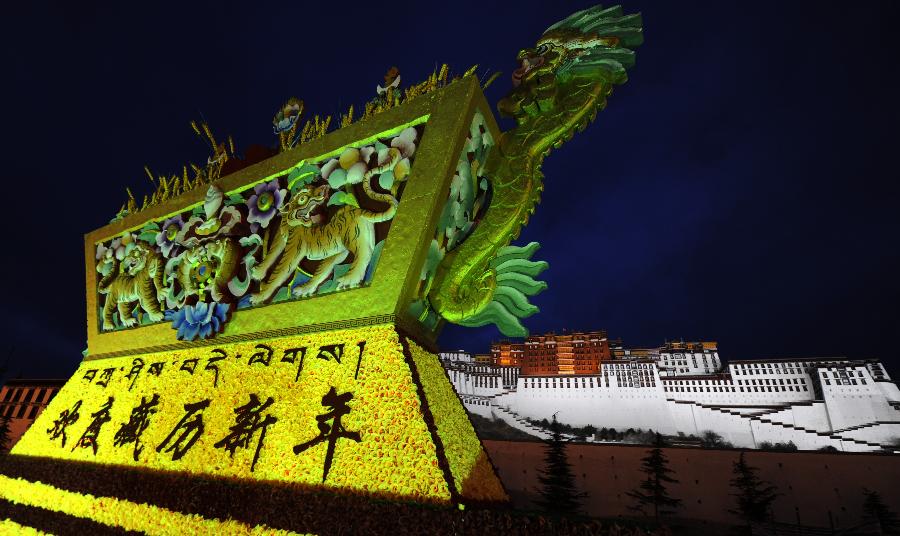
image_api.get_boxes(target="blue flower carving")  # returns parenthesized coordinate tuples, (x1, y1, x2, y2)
(168, 302, 230, 341)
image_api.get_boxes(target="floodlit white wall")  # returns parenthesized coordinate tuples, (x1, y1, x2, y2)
(447, 357, 900, 452)
(657, 350, 720, 376)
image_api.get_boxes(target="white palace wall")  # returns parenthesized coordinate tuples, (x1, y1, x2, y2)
(442, 356, 900, 453)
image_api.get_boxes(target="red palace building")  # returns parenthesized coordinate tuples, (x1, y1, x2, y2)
(0, 379, 66, 450)
(491, 330, 614, 376)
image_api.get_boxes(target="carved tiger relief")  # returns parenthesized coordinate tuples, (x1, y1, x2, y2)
(98, 243, 165, 330)
(249, 172, 399, 305)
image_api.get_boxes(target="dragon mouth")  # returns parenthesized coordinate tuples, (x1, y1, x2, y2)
(512, 55, 545, 87)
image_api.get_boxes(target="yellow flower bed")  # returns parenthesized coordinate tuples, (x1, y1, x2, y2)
(0, 475, 308, 535)
(405, 339, 507, 503)
(0, 518, 49, 536)
(13, 325, 451, 503)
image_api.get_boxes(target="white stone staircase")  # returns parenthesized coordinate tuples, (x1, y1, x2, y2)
(671, 399, 892, 451)
(490, 405, 552, 440)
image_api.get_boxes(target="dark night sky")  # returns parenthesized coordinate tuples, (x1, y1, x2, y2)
(1, 1, 898, 379)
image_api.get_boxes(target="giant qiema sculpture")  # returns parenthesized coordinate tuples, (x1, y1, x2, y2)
(3, 5, 643, 532)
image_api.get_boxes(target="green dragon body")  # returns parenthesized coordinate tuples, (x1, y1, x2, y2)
(428, 5, 643, 337)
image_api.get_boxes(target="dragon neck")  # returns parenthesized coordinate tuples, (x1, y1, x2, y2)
(428, 78, 611, 323)
(514, 78, 609, 160)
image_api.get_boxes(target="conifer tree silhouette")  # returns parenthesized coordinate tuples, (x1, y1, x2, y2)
(535, 415, 586, 515)
(626, 433, 681, 523)
(862, 488, 900, 535)
(729, 451, 780, 530)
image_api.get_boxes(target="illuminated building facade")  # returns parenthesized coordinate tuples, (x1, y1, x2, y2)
(492, 330, 612, 376)
(443, 336, 900, 452)
(490, 341, 524, 367)
(474, 353, 494, 364)
(0, 379, 66, 450)
(613, 340, 721, 376)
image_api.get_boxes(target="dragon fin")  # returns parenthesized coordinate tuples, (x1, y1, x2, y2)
(456, 242, 548, 337)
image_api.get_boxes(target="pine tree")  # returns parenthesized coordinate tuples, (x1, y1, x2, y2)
(626, 433, 682, 523)
(0, 414, 11, 454)
(535, 416, 587, 515)
(729, 452, 780, 528)
(862, 488, 900, 535)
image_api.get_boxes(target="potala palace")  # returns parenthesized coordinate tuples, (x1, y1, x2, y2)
(441, 331, 900, 452)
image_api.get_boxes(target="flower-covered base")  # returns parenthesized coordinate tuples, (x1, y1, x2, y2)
(7, 324, 506, 530)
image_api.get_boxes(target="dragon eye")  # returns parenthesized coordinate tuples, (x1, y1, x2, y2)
(535, 43, 550, 55)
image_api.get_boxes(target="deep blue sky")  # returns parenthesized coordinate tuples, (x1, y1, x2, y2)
(1, 1, 898, 379)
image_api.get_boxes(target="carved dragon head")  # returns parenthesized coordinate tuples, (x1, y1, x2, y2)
(498, 5, 643, 121)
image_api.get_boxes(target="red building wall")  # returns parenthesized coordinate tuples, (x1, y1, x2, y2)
(484, 440, 900, 530)
(492, 331, 611, 376)
(0, 380, 65, 450)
